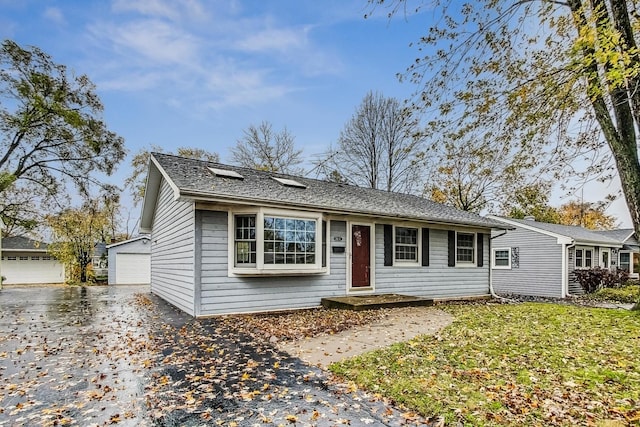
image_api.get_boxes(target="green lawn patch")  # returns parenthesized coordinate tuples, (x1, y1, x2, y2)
(329, 303, 640, 426)
(585, 285, 640, 304)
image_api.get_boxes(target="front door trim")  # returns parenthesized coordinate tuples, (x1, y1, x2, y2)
(347, 221, 375, 293)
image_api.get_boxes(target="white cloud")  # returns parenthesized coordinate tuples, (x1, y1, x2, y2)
(235, 27, 307, 53)
(84, 1, 345, 109)
(43, 7, 65, 25)
(111, 0, 206, 22)
(90, 19, 198, 65)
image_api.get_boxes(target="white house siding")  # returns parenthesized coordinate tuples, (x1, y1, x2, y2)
(150, 179, 195, 315)
(107, 239, 151, 285)
(374, 226, 490, 298)
(197, 210, 347, 316)
(492, 227, 564, 298)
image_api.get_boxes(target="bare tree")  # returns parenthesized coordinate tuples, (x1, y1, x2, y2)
(231, 121, 304, 174)
(315, 91, 423, 193)
(125, 145, 219, 204)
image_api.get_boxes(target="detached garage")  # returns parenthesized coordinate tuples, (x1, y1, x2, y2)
(107, 236, 151, 285)
(0, 236, 65, 285)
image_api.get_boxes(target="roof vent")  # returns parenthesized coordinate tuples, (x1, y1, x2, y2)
(271, 177, 307, 189)
(523, 215, 536, 221)
(208, 167, 244, 180)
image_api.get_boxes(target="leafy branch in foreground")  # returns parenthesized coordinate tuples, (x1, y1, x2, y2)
(368, 0, 640, 245)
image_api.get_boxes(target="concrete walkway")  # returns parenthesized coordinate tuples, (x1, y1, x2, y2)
(279, 306, 454, 368)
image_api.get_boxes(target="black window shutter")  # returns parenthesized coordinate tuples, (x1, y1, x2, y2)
(422, 228, 429, 266)
(448, 230, 456, 267)
(322, 220, 327, 268)
(384, 224, 393, 266)
(477, 233, 484, 267)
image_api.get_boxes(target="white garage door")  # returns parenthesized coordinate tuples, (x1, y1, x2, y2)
(2, 257, 65, 284)
(115, 253, 150, 284)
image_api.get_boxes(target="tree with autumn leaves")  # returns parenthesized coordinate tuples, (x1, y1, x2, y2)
(46, 197, 115, 284)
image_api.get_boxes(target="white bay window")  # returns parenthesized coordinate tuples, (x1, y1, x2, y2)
(229, 209, 325, 275)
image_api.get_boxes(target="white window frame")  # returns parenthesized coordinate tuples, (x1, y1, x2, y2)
(619, 251, 633, 274)
(456, 231, 476, 266)
(575, 246, 594, 269)
(491, 247, 511, 269)
(228, 208, 326, 276)
(393, 225, 421, 266)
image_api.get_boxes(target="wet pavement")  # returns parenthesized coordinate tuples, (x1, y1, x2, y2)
(0, 285, 430, 426)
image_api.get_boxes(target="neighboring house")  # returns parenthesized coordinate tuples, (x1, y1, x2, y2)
(106, 236, 151, 285)
(488, 216, 626, 298)
(0, 236, 65, 285)
(593, 229, 640, 279)
(139, 153, 509, 317)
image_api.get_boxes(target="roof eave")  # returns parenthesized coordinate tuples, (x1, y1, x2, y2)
(106, 235, 151, 249)
(182, 189, 508, 230)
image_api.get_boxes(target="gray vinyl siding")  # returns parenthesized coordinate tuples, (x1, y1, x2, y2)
(197, 211, 347, 316)
(107, 239, 150, 285)
(374, 226, 490, 298)
(150, 179, 195, 315)
(492, 227, 564, 298)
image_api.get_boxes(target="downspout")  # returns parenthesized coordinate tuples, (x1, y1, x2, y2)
(0, 219, 3, 290)
(563, 243, 576, 298)
(489, 230, 513, 301)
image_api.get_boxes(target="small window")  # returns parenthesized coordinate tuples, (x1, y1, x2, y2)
(234, 215, 257, 266)
(19, 256, 28, 261)
(394, 226, 418, 263)
(575, 247, 593, 269)
(7, 256, 16, 260)
(31, 256, 40, 261)
(492, 248, 511, 269)
(456, 232, 475, 264)
(620, 252, 631, 272)
(42, 256, 51, 261)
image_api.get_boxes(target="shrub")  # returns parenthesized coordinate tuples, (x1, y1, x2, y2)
(574, 267, 629, 293)
(589, 285, 640, 304)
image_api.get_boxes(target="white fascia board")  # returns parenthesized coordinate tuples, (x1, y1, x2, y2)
(106, 235, 151, 249)
(486, 216, 573, 245)
(139, 155, 181, 233)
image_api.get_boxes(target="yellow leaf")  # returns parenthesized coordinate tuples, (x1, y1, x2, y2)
(285, 414, 298, 423)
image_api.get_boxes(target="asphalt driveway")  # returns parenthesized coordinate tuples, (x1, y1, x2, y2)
(0, 285, 429, 426)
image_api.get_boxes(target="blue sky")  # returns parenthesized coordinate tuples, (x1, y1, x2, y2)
(1, 0, 632, 227)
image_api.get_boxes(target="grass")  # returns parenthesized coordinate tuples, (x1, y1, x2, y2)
(329, 303, 640, 426)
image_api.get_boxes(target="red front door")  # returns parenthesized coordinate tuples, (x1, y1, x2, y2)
(351, 225, 371, 288)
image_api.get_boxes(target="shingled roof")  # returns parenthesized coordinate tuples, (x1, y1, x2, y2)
(142, 153, 508, 231)
(2, 236, 49, 251)
(489, 216, 623, 246)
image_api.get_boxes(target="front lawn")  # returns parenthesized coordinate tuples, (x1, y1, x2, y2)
(330, 303, 640, 426)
